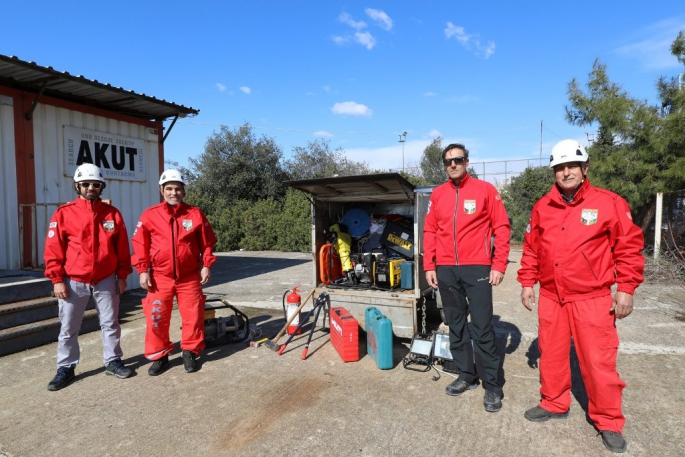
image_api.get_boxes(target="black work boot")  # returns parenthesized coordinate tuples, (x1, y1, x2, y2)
(524, 405, 570, 422)
(483, 390, 502, 412)
(445, 378, 478, 396)
(182, 350, 198, 373)
(47, 366, 76, 391)
(600, 431, 627, 453)
(147, 355, 170, 376)
(105, 358, 132, 379)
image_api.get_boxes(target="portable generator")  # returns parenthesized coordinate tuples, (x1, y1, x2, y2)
(374, 258, 405, 289)
(203, 299, 250, 346)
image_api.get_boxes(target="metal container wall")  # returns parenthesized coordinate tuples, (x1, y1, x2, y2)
(32, 103, 161, 284)
(0, 94, 19, 269)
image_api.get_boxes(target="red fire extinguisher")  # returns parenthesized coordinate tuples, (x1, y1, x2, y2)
(285, 286, 302, 335)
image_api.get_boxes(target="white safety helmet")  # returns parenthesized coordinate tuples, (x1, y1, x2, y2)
(74, 163, 105, 183)
(159, 169, 185, 186)
(549, 139, 589, 169)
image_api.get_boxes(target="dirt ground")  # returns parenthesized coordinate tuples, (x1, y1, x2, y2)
(0, 249, 683, 457)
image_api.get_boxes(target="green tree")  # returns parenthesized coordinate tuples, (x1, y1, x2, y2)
(184, 123, 288, 212)
(284, 139, 373, 180)
(420, 137, 445, 184)
(565, 31, 685, 230)
(501, 166, 555, 243)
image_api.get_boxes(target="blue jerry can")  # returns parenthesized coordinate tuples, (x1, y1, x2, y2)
(365, 306, 393, 369)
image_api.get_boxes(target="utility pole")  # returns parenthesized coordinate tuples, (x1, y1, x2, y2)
(399, 131, 407, 173)
(539, 120, 543, 166)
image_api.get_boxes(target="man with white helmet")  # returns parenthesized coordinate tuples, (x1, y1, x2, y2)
(44, 163, 133, 391)
(517, 139, 645, 453)
(131, 169, 216, 375)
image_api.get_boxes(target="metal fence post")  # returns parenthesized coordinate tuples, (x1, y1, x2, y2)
(654, 192, 663, 259)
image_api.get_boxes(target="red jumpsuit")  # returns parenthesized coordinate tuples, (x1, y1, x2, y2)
(517, 178, 644, 433)
(131, 202, 217, 360)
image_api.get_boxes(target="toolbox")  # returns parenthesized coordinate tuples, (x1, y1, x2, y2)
(379, 219, 414, 259)
(365, 307, 393, 369)
(400, 261, 414, 290)
(330, 307, 360, 362)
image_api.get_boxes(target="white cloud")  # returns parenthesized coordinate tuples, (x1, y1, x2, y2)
(355, 31, 377, 50)
(339, 12, 367, 30)
(615, 17, 685, 69)
(428, 129, 441, 138)
(444, 22, 496, 59)
(314, 131, 334, 138)
(215, 83, 226, 92)
(365, 8, 393, 31)
(331, 101, 373, 117)
(239, 86, 251, 95)
(424, 91, 437, 97)
(332, 35, 347, 46)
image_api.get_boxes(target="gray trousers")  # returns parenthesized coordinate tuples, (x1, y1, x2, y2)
(56, 274, 123, 368)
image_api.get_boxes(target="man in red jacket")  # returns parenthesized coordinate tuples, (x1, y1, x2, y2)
(132, 169, 217, 376)
(44, 163, 133, 391)
(517, 139, 644, 453)
(423, 143, 511, 412)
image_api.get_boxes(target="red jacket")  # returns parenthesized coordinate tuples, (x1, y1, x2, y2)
(423, 174, 511, 273)
(44, 198, 132, 285)
(517, 179, 644, 302)
(131, 202, 217, 280)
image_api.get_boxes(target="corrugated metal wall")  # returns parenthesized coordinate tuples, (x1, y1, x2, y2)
(32, 103, 161, 285)
(0, 95, 19, 269)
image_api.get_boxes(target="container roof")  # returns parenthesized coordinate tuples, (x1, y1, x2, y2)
(0, 54, 199, 121)
(285, 173, 416, 203)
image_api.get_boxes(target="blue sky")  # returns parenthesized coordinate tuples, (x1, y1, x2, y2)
(2, 1, 684, 178)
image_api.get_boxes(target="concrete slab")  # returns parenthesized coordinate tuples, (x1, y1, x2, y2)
(0, 250, 683, 457)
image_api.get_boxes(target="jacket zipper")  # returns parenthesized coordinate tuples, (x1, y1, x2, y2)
(170, 217, 177, 280)
(453, 186, 459, 265)
(91, 201, 98, 284)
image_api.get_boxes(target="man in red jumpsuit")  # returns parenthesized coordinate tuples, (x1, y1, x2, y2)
(423, 143, 511, 413)
(517, 139, 645, 453)
(44, 163, 133, 391)
(131, 169, 217, 375)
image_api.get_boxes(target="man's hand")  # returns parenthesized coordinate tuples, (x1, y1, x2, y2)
(139, 272, 152, 291)
(200, 267, 211, 285)
(489, 270, 504, 286)
(425, 270, 438, 289)
(521, 287, 536, 311)
(611, 291, 634, 319)
(54, 282, 68, 299)
(116, 278, 127, 295)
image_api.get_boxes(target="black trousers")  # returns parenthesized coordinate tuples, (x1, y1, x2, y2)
(437, 265, 502, 394)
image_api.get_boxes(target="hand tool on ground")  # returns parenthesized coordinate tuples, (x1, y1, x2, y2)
(263, 288, 315, 351)
(277, 293, 327, 356)
(301, 293, 329, 360)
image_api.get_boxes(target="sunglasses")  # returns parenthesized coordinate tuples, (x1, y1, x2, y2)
(443, 156, 467, 166)
(79, 182, 103, 189)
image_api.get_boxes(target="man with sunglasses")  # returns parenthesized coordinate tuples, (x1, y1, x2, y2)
(132, 169, 216, 376)
(423, 143, 511, 412)
(44, 163, 133, 391)
(517, 140, 644, 453)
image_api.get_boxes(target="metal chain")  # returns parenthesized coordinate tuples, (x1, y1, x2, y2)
(421, 296, 427, 334)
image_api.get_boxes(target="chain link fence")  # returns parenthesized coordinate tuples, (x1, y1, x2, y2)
(398, 157, 548, 187)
